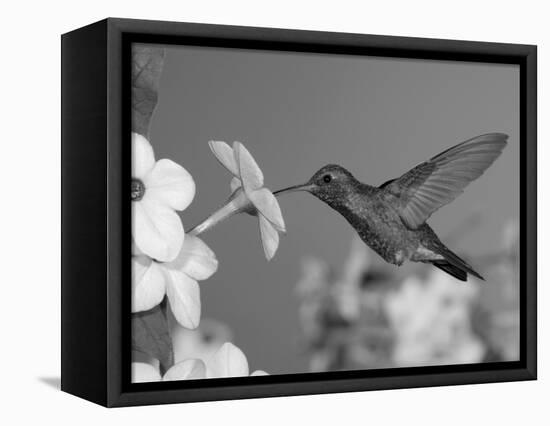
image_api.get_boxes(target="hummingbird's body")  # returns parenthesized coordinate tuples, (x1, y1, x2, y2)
(308, 176, 448, 268)
(277, 133, 508, 281)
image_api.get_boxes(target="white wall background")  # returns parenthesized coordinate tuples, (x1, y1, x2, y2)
(1, 0, 546, 424)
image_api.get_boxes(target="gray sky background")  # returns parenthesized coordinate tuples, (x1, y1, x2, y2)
(148, 45, 519, 374)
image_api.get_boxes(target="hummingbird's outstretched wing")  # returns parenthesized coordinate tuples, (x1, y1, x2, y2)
(380, 133, 508, 229)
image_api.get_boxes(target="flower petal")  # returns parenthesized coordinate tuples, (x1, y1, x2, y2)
(133, 198, 184, 262)
(234, 141, 264, 192)
(132, 255, 166, 312)
(163, 359, 206, 381)
(132, 362, 162, 383)
(168, 234, 218, 281)
(207, 342, 249, 378)
(258, 214, 279, 261)
(251, 370, 269, 376)
(165, 270, 201, 329)
(230, 177, 242, 193)
(248, 188, 286, 232)
(209, 141, 239, 177)
(132, 133, 155, 179)
(145, 159, 196, 211)
(132, 239, 144, 256)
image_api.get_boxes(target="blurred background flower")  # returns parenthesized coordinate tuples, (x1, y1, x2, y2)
(295, 221, 520, 372)
(385, 272, 484, 366)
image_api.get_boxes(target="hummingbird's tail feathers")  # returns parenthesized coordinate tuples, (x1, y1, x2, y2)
(432, 261, 467, 281)
(430, 242, 485, 281)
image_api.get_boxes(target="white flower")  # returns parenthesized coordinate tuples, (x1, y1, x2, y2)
(132, 133, 195, 262)
(132, 234, 218, 328)
(191, 141, 285, 260)
(206, 342, 268, 378)
(171, 319, 233, 364)
(171, 322, 267, 378)
(132, 342, 267, 383)
(132, 359, 206, 383)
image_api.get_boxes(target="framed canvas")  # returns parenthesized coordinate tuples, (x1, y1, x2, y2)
(61, 18, 537, 407)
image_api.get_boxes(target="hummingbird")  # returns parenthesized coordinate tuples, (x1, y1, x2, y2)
(275, 133, 508, 281)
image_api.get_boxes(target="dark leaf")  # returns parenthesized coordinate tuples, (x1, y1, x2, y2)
(132, 45, 165, 137)
(132, 302, 174, 373)
(130, 47, 170, 374)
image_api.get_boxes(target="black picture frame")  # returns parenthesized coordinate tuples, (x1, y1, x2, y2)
(61, 17, 537, 407)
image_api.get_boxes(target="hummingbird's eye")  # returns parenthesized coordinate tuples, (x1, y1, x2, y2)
(323, 174, 332, 184)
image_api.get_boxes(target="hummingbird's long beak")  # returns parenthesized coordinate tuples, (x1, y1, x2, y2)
(273, 182, 314, 196)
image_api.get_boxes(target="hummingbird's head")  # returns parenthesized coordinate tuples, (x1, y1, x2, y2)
(275, 164, 358, 205)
